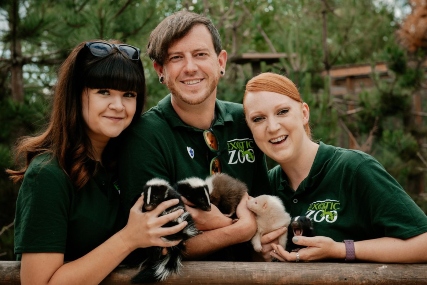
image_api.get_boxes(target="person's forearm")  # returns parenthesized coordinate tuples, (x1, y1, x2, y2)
(184, 220, 256, 259)
(22, 229, 133, 285)
(352, 233, 427, 263)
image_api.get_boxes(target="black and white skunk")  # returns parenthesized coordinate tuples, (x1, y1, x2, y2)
(175, 174, 247, 218)
(286, 215, 315, 252)
(131, 178, 199, 284)
(247, 195, 291, 252)
(174, 177, 212, 211)
(205, 173, 248, 217)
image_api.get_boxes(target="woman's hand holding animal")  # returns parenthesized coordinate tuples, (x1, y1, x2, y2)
(233, 193, 258, 241)
(120, 195, 188, 251)
(271, 235, 344, 262)
(254, 227, 288, 261)
(183, 197, 233, 231)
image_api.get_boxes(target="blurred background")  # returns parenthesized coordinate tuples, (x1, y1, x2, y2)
(1, 0, 426, 260)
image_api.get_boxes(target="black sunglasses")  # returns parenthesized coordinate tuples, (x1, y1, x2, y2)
(85, 41, 140, 60)
(203, 129, 221, 175)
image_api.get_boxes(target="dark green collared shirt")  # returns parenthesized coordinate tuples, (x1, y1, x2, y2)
(14, 153, 120, 261)
(119, 94, 271, 213)
(269, 142, 427, 242)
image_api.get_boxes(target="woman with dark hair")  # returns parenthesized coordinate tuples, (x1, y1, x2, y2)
(7, 40, 187, 284)
(243, 72, 427, 263)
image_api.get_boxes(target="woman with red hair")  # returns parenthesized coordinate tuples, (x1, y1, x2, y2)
(243, 72, 427, 263)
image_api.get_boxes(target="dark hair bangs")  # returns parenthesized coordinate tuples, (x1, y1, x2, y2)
(83, 55, 145, 94)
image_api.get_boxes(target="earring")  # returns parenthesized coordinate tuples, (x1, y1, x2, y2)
(159, 76, 164, 84)
(220, 70, 225, 76)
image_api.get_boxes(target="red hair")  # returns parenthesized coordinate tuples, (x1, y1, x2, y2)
(244, 72, 311, 138)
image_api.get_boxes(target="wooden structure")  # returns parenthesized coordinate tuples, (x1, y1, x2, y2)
(323, 63, 390, 149)
(1, 261, 427, 285)
(324, 63, 389, 97)
(228, 53, 289, 76)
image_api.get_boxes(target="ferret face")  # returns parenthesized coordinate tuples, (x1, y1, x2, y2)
(247, 196, 268, 214)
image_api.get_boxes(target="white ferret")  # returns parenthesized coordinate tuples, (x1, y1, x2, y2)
(247, 195, 291, 252)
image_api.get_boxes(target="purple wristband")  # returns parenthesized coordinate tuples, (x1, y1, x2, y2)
(344, 240, 355, 262)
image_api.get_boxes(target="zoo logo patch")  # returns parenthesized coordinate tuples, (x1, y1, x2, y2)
(226, 138, 255, 165)
(305, 199, 340, 223)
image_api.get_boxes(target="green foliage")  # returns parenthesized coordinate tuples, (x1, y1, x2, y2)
(399, 67, 423, 88)
(0, 97, 49, 143)
(0, 0, 426, 261)
(385, 46, 407, 75)
(381, 129, 419, 161)
(379, 90, 411, 117)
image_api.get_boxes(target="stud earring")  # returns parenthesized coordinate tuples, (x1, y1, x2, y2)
(159, 76, 164, 84)
(220, 70, 225, 76)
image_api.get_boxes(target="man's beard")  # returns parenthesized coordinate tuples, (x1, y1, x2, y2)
(167, 77, 218, 105)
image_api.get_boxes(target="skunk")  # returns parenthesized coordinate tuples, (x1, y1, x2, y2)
(205, 173, 248, 217)
(286, 215, 315, 252)
(174, 177, 211, 211)
(131, 178, 199, 284)
(247, 195, 291, 252)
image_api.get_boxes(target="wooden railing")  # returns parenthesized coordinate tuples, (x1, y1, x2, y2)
(1, 261, 427, 284)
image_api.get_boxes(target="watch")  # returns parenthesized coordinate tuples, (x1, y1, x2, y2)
(344, 240, 355, 262)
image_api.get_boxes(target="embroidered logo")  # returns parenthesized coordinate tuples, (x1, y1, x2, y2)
(187, 146, 195, 159)
(113, 180, 120, 194)
(305, 199, 340, 223)
(226, 138, 255, 165)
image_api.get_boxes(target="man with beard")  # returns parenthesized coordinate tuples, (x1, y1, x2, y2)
(118, 11, 275, 261)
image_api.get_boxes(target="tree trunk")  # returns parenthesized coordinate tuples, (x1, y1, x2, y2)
(9, 0, 24, 102)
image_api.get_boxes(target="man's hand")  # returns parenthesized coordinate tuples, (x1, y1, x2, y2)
(182, 196, 233, 231)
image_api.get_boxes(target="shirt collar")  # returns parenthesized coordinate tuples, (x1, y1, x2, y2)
(279, 141, 333, 193)
(157, 94, 234, 130)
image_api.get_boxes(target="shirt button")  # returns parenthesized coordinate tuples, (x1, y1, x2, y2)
(102, 181, 106, 186)
(293, 199, 298, 203)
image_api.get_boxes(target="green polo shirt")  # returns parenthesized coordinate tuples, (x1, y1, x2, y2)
(269, 142, 427, 242)
(118, 94, 271, 212)
(14, 153, 120, 261)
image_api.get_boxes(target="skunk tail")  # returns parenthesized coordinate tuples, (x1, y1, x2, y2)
(131, 245, 184, 284)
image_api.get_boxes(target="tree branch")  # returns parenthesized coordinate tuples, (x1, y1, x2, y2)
(256, 24, 277, 53)
(0, 221, 14, 237)
(113, 0, 133, 19)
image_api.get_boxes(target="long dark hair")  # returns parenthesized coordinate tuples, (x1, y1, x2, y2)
(7, 39, 146, 189)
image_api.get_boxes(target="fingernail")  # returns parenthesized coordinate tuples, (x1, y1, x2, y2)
(292, 236, 299, 243)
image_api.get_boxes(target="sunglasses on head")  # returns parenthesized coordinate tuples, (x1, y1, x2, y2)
(85, 41, 140, 61)
(203, 129, 221, 175)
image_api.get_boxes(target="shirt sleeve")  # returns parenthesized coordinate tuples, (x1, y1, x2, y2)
(118, 123, 172, 213)
(352, 157, 427, 239)
(14, 158, 71, 254)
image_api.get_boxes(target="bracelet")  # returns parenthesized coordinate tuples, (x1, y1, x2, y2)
(344, 240, 355, 262)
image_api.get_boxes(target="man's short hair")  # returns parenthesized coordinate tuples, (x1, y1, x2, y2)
(146, 10, 222, 65)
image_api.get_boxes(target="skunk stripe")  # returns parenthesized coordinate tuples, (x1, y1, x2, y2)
(204, 188, 210, 205)
(146, 186, 151, 205)
(146, 177, 170, 186)
(180, 177, 206, 187)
